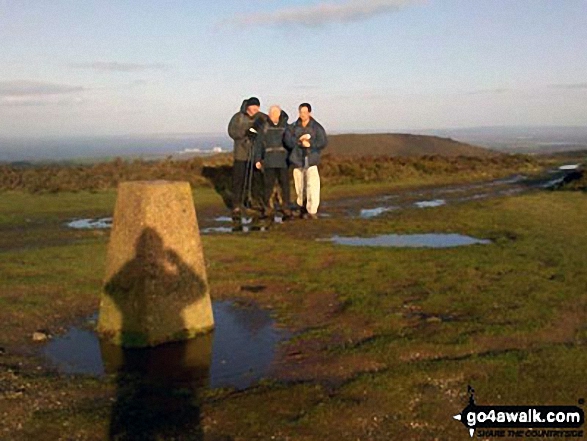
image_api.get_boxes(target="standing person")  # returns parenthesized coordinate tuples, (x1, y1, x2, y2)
(254, 105, 293, 223)
(285, 103, 328, 219)
(227, 97, 266, 230)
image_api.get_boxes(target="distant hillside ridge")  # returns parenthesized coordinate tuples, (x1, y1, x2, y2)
(326, 133, 496, 157)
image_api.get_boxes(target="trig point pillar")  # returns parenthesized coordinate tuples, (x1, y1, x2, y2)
(97, 180, 214, 347)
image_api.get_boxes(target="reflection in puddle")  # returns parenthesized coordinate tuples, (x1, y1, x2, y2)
(457, 193, 490, 202)
(359, 206, 397, 219)
(488, 174, 527, 185)
(324, 233, 491, 248)
(414, 199, 446, 208)
(201, 226, 269, 234)
(66, 217, 112, 229)
(559, 164, 581, 171)
(107, 333, 211, 439)
(200, 226, 234, 234)
(541, 176, 566, 189)
(42, 301, 288, 390)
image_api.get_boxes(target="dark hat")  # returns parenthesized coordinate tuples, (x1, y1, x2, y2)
(247, 97, 260, 107)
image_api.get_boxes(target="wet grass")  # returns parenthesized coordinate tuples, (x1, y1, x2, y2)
(0, 181, 586, 440)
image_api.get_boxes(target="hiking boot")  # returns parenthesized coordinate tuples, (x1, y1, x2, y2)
(231, 208, 243, 231)
(281, 209, 293, 221)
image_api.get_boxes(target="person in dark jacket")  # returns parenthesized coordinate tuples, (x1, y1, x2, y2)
(254, 105, 292, 221)
(227, 97, 266, 228)
(284, 103, 328, 219)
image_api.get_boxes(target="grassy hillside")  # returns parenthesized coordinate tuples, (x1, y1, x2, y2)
(1, 188, 586, 440)
(327, 133, 496, 157)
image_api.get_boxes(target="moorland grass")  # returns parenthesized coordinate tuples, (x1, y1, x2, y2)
(0, 184, 585, 440)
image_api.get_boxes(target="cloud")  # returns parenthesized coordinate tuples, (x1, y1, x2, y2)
(230, 0, 422, 28)
(71, 62, 168, 72)
(0, 80, 85, 97)
(547, 82, 587, 90)
(0, 80, 86, 106)
(463, 88, 510, 96)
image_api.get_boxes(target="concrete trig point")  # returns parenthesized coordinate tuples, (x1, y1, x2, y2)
(97, 181, 214, 347)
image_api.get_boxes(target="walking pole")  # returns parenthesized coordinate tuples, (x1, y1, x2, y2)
(301, 134, 311, 217)
(302, 150, 308, 215)
(242, 128, 258, 209)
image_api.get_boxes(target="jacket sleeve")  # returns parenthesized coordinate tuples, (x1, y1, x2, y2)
(284, 125, 297, 150)
(253, 131, 265, 163)
(311, 122, 328, 151)
(282, 124, 293, 151)
(228, 113, 245, 141)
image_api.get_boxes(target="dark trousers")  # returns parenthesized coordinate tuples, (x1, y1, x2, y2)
(232, 160, 249, 209)
(263, 167, 290, 211)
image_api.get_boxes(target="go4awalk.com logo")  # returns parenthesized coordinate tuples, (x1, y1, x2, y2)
(453, 387, 585, 438)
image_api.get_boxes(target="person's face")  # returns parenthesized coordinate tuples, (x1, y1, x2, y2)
(269, 107, 280, 124)
(299, 106, 310, 123)
(246, 105, 260, 117)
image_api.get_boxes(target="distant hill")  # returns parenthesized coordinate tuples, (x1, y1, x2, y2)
(326, 133, 497, 157)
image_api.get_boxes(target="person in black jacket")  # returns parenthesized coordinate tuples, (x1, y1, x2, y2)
(284, 103, 328, 219)
(254, 105, 293, 221)
(227, 97, 266, 228)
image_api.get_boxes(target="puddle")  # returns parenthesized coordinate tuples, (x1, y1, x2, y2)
(559, 164, 581, 171)
(487, 174, 528, 185)
(41, 301, 288, 390)
(324, 233, 491, 248)
(414, 199, 446, 208)
(201, 226, 269, 234)
(66, 217, 112, 229)
(66, 217, 269, 235)
(200, 226, 234, 234)
(359, 206, 397, 219)
(541, 176, 566, 189)
(457, 193, 490, 202)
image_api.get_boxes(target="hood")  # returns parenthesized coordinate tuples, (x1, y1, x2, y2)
(279, 110, 289, 125)
(269, 110, 289, 127)
(239, 99, 249, 114)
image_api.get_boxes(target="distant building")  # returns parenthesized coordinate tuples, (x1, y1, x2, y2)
(178, 148, 202, 155)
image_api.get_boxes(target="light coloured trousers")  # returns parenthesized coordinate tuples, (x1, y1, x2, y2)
(293, 166, 320, 215)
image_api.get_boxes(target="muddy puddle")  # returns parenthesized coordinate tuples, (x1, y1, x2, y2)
(66, 217, 112, 229)
(359, 206, 398, 218)
(41, 300, 289, 390)
(323, 233, 491, 248)
(413, 199, 446, 208)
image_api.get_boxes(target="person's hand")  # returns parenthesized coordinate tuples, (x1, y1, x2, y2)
(247, 127, 258, 140)
(255, 161, 262, 170)
(299, 134, 311, 142)
(302, 140, 311, 148)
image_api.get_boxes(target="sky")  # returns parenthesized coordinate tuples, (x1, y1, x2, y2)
(1, 0, 586, 138)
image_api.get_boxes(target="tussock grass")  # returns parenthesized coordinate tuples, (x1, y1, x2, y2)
(0, 153, 540, 193)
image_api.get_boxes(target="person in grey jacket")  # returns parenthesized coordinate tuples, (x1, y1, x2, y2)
(284, 103, 328, 219)
(254, 105, 292, 220)
(227, 97, 266, 226)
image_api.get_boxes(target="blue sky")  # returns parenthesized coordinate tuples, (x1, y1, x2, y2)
(1, 0, 586, 137)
